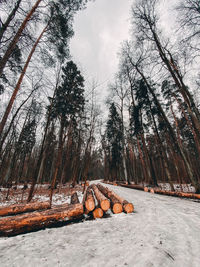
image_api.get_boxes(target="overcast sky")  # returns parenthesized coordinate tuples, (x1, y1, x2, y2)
(69, 0, 178, 109)
(70, 0, 133, 103)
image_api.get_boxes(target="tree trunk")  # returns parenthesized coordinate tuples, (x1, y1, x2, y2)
(0, 0, 22, 43)
(96, 184, 122, 214)
(0, 24, 48, 139)
(49, 120, 65, 205)
(0, 0, 43, 77)
(83, 187, 95, 212)
(0, 89, 35, 153)
(0, 203, 84, 236)
(0, 201, 50, 217)
(97, 184, 134, 213)
(91, 184, 110, 212)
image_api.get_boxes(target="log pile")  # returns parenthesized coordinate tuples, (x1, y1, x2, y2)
(82, 184, 134, 215)
(0, 183, 134, 236)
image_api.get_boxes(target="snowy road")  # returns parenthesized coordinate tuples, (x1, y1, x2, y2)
(0, 182, 200, 267)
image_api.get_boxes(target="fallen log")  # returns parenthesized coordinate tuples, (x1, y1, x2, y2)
(119, 184, 145, 191)
(97, 184, 134, 213)
(144, 187, 149, 192)
(96, 184, 122, 214)
(0, 201, 50, 217)
(150, 188, 155, 194)
(153, 189, 200, 199)
(92, 207, 104, 219)
(91, 184, 110, 212)
(0, 203, 83, 236)
(83, 187, 95, 212)
(70, 192, 80, 204)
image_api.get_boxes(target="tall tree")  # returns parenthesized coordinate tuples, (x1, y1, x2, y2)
(106, 103, 124, 182)
(48, 61, 85, 205)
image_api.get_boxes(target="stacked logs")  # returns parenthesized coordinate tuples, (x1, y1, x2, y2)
(82, 184, 134, 218)
(0, 183, 134, 236)
(0, 193, 84, 236)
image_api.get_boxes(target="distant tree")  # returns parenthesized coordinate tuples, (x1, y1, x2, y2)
(106, 103, 123, 181)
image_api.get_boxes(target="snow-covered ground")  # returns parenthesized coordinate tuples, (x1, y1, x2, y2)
(0, 182, 200, 267)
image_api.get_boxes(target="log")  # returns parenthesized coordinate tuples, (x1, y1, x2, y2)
(153, 189, 200, 199)
(91, 184, 110, 212)
(144, 187, 149, 192)
(81, 181, 89, 187)
(119, 184, 145, 191)
(96, 184, 122, 214)
(70, 192, 80, 204)
(0, 201, 50, 217)
(97, 184, 133, 213)
(84, 187, 95, 212)
(0, 203, 84, 236)
(150, 188, 155, 194)
(92, 207, 103, 219)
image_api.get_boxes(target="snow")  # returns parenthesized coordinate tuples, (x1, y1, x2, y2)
(0, 182, 200, 267)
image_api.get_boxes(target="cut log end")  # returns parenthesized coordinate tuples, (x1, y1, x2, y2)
(112, 203, 123, 214)
(85, 199, 95, 212)
(150, 188, 155, 194)
(100, 199, 110, 212)
(123, 203, 134, 213)
(144, 187, 149, 192)
(93, 208, 103, 219)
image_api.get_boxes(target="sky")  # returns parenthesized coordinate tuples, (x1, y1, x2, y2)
(70, 0, 133, 104)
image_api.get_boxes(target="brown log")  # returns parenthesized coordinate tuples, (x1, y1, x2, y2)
(91, 184, 110, 212)
(144, 187, 149, 192)
(150, 188, 155, 194)
(92, 207, 103, 219)
(96, 184, 122, 214)
(70, 192, 80, 204)
(0, 203, 83, 236)
(81, 181, 89, 187)
(0, 201, 50, 217)
(97, 184, 133, 213)
(84, 187, 95, 212)
(153, 189, 200, 199)
(119, 184, 144, 191)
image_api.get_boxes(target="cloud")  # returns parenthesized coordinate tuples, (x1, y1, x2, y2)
(70, 0, 133, 84)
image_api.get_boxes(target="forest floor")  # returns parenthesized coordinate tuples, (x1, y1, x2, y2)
(0, 181, 200, 267)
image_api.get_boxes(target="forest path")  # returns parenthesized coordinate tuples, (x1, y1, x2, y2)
(0, 182, 200, 267)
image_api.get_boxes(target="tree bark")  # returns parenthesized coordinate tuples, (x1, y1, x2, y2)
(0, 201, 50, 217)
(0, 203, 83, 236)
(98, 184, 134, 213)
(0, 0, 43, 77)
(96, 184, 122, 214)
(0, 0, 22, 44)
(0, 24, 48, 139)
(83, 187, 95, 212)
(91, 184, 110, 212)
(70, 192, 80, 204)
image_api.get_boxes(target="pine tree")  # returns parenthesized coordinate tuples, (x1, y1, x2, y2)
(106, 103, 123, 181)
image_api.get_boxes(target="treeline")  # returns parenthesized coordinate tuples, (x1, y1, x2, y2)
(103, 0, 200, 193)
(0, 0, 104, 202)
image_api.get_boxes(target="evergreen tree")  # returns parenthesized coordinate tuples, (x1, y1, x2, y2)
(106, 103, 123, 181)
